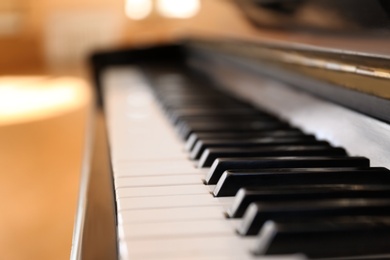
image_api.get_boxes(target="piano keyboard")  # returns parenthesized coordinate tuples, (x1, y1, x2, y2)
(103, 67, 390, 260)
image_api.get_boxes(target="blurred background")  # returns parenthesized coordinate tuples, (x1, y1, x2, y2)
(0, 0, 254, 75)
(0, 1, 252, 260)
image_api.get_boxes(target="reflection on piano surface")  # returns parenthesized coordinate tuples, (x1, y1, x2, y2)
(72, 1, 390, 259)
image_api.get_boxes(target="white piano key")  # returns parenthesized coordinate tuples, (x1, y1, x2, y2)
(122, 235, 257, 259)
(114, 168, 203, 177)
(116, 159, 193, 169)
(117, 194, 233, 210)
(207, 184, 217, 193)
(110, 138, 186, 160)
(113, 151, 186, 161)
(117, 194, 222, 210)
(116, 184, 209, 198)
(216, 197, 234, 206)
(120, 219, 235, 240)
(118, 206, 225, 224)
(113, 160, 199, 177)
(115, 174, 203, 188)
(119, 232, 303, 260)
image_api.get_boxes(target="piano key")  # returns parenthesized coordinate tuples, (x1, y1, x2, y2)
(198, 146, 346, 169)
(214, 167, 390, 197)
(153, 82, 216, 90)
(177, 114, 276, 125)
(156, 92, 230, 100)
(238, 199, 390, 236)
(115, 174, 203, 188)
(185, 130, 307, 151)
(156, 85, 222, 93)
(198, 145, 346, 167)
(159, 98, 230, 107)
(163, 100, 245, 107)
(117, 194, 231, 210)
(169, 108, 259, 118)
(177, 119, 285, 139)
(121, 219, 235, 240)
(228, 183, 390, 218)
(118, 206, 225, 224)
(179, 118, 284, 136)
(156, 89, 240, 97)
(205, 156, 370, 184)
(169, 108, 260, 124)
(166, 105, 255, 117)
(113, 160, 199, 177)
(174, 113, 276, 126)
(121, 235, 258, 260)
(179, 121, 291, 140)
(255, 218, 390, 258)
(161, 98, 245, 107)
(116, 184, 209, 198)
(190, 138, 325, 160)
(154, 86, 233, 94)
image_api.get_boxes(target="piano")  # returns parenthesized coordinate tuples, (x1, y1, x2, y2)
(71, 1, 390, 259)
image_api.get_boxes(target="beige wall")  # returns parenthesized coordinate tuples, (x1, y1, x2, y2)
(0, 0, 121, 73)
(0, 0, 254, 74)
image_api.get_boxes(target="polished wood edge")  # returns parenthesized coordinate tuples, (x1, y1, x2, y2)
(70, 108, 118, 260)
(70, 101, 96, 260)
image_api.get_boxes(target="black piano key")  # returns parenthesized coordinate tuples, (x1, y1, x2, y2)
(174, 111, 275, 123)
(198, 145, 346, 167)
(169, 108, 260, 124)
(155, 88, 240, 97)
(238, 199, 390, 236)
(205, 156, 370, 184)
(154, 88, 222, 96)
(176, 119, 278, 139)
(170, 108, 259, 119)
(179, 121, 291, 140)
(155, 87, 234, 95)
(161, 98, 244, 109)
(214, 167, 390, 197)
(254, 218, 390, 258)
(156, 90, 225, 97)
(175, 113, 276, 122)
(185, 130, 307, 151)
(177, 118, 283, 138)
(158, 87, 210, 94)
(164, 103, 252, 115)
(190, 137, 323, 160)
(176, 114, 276, 125)
(158, 96, 227, 105)
(228, 182, 390, 218)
